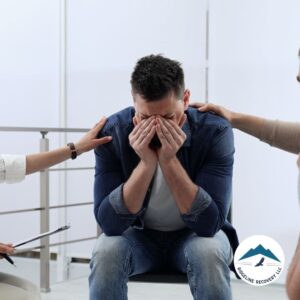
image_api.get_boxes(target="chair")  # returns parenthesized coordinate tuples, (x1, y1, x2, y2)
(0, 272, 41, 300)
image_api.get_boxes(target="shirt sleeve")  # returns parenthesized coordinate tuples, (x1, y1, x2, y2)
(0, 154, 26, 184)
(181, 124, 234, 237)
(260, 120, 300, 154)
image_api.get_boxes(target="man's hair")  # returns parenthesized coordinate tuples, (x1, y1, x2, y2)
(130, 54, 185, 101)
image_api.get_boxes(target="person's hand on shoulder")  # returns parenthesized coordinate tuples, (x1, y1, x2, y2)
(75, 117, 112, 155)
(190, 102, 234, 123)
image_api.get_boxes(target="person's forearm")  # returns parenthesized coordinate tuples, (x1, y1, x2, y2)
(231, 112, 265, 138)
(123, 161, 157, 214)
(26, 146, 73, 175)
(160, 157, 198, 214)
(232, 113, 300, 154)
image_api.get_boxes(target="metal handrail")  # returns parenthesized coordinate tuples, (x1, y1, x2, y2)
(0, 126, 97, 292)
(0, 201, 93, 216)
(0, 126, 89, 133)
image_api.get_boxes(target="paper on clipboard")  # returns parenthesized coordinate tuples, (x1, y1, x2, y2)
(13, 225, 71, 248)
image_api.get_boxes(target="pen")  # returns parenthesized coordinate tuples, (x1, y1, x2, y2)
(0, 253, 16, 267)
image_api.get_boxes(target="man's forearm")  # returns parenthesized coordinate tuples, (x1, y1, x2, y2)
(123, 161, 157, 214)
(160, 157, 198, 214)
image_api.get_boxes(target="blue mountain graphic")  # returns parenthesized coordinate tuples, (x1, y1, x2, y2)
(239, 244, 280, 262)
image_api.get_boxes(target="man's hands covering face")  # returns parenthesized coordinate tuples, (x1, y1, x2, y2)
(130, 114, 187, 166)
(156, 115, 187, 164)
(129, 116, 157, 166)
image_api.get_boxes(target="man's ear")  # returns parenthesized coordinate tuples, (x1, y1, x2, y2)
(132, 116, 138, 126)
(182, 89, 190, 110)
(179, 113, 187, 128)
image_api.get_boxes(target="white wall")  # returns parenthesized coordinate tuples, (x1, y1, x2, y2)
(209, 0, 300, 283)
(0, 0, 61, 246)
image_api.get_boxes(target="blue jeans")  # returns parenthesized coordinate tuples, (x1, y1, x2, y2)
(89, 227, 232, 300)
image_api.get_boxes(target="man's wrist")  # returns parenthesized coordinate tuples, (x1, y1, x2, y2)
(140, 159, 157, 172)
(159, 156, 178, 168)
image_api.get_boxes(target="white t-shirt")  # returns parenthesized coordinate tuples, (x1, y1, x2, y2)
(144, 165, 186, 231)
(0, 155, 26, 183)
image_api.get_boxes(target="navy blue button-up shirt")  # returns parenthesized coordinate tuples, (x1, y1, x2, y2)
(94, 106, 239, 256)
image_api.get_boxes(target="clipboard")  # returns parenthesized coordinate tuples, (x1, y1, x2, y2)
(13, 225, 71, 248)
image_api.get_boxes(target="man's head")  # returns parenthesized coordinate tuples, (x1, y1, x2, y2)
(130, 54, 190, 126)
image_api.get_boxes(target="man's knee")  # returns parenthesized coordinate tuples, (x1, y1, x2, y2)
(184, 232, 231, 268)
(90, 235, 132, 276)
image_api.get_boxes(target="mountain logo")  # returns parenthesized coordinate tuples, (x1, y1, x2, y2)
(239, 244, 280, 262)
(234, 235, 285, 286)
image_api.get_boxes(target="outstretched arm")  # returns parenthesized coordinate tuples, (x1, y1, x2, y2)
(190, 102, 300, 154)
(26, 117, 112, 174)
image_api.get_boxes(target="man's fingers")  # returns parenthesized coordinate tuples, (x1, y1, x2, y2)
(156, 119, 177, 149)
(130, 119, 143, 137)
(156, 123, 168, 147)
(165, 118, 186, 139)
(141, 124, 156, 146)
(135, 119, 156, 145)
(162, 119, 183, 145)
(157, 118, 175, 145)
(131, 117, 155, 138)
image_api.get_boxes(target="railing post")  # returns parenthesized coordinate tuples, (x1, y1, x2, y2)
(40, 132, 50, 293)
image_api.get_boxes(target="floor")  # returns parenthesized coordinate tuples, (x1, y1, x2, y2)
(1, 257, 288, 300)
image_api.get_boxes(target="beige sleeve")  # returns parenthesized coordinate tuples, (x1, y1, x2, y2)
(259, 120, 300, 154)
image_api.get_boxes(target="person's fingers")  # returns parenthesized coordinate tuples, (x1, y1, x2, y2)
(155, 122, 169, 149)
(92, 117, 107, 132)
(165, 118, 186, 140)
(162, 119, 183, 146)
(135, 119, 156, 145)
(156, 119, 176, 149)
(93, 136, 113, 147)
(131, 117, 154, 139)
(189, 102, 206, 108)
(157, 118, 175, 145)
(139, 124, 156, 146)
(130, 120, 142, 138)
(297, 153, 300, 168)
(198, 103, 212, 112)
(134, 117, 155, 138)
(0, 243, 14, 255)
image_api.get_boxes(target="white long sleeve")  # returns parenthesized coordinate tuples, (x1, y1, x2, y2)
(0, 154, 26, 183)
